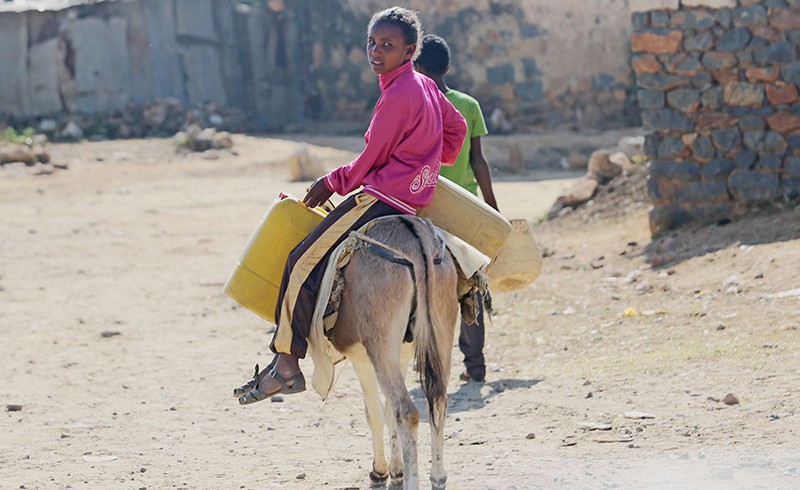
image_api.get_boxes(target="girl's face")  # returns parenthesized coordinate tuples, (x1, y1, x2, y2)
(366, 21, 415, 76)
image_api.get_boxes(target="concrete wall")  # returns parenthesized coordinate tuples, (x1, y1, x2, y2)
(0, 0, 653, 132)
(633, 0, 800, 233)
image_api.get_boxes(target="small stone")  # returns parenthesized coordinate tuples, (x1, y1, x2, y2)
(6, 404, 23, 412)
(271, 395, 284, 403)
(296, 472, 306, 480)
(525, 433, 536, 440)
(722, 393, 739, 405)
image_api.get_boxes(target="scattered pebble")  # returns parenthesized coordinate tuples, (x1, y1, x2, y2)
(576, 421, 612, 431)
(624, 411, 655, 419)
(100, 331, 121, 338)
(525, 433, 535, 440)
(6, 404, 23, 412)
(722, 393, 739, 405)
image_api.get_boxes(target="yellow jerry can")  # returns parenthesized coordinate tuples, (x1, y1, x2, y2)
(417, 176, 511, 260)
(224, 193, 328, 323)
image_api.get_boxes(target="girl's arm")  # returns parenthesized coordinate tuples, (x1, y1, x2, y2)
(324, 97, 404, 195)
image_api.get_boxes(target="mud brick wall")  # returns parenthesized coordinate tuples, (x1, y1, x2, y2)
(633, 0, 800, 233)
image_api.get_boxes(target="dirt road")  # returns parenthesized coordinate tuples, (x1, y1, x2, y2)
(1, 135, 799, 489)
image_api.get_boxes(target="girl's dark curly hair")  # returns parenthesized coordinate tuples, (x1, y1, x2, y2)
(368, 6, 424, 61)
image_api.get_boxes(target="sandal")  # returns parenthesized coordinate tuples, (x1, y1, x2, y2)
(238, 368, 306, 405)
(232, 359, 276, 398)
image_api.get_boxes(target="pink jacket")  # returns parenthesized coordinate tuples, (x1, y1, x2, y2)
(324, 62, 467, 214)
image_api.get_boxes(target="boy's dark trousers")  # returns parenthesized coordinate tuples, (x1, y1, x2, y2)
(458, 291, 485, 380)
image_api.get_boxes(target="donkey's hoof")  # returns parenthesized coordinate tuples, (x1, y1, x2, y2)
(431, 475, 447, 490)
(389, 470, 403, 488)
(369, 469, 389, 486)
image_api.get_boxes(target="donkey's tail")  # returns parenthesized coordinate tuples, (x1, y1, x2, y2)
(405, 217, 452, 427)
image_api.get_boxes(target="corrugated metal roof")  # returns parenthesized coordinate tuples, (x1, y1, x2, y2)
(0, 0, 112, 13)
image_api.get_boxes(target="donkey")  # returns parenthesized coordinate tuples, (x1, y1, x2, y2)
(323, 215, 459, 490)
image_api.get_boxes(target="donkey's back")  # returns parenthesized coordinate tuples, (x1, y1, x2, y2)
(327, 215, 458, 490)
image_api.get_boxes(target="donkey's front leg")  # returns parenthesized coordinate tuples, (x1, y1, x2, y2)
(351, 360, 389, 485)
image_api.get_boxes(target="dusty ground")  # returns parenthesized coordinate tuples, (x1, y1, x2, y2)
(1, 134, 799, 490)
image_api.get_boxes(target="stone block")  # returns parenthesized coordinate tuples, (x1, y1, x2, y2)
(640, 73, 692, 92)
(787, 131, 800, 149)
(764, 131, 788, 152)
(729, 169, 781, 201)
(658, 136, 689, 158)
(632, 12, 650, 30)
(700, 158, 735, 178)
(674, 180, 729, 203)
(638, 90, 666, 109)
(785, 155, 800, 175)
(696, 111, 738, 130)
(739, 113, 766, 131)
(743, 130, 766, 151)
(753, 42, 797, 65)
(780, 61, 800, 84)
(632, 54, 663, 74)
(734, 149, 758, 168)
(692, 135, 715, 162)
(642, 109, 695, 131)
(716, 28, 752, 52)
(766, 84, 799, 105)
(756, 154, 782, 170)
(631, 28, 683, 54)
(701, 51, 738, 69)
(745, 66, 780, 83)
(783, 178, 800, 199)
(652, 11, 671, 27)
(649, 159, 701, 179)
(723, 82, 764, 107)
(671, 56, 703, 77)
(770, 8, 800, 31)
(750, 25, 782, 43)
(716, 8, 733, 29)
(766, 110, 800, 132)
(711, 68, 741, 85)
(732, 5, 768, 27)
(666, 87, 700, 112)
(711, 127, 742, 151)
(684, 31, 715, 51)
(701, 87, 724, 109)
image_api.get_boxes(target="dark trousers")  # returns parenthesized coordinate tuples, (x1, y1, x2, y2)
(270, 193, 401, 358)
(458, 291, 485, 378)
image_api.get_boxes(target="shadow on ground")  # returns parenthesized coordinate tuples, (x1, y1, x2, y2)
(642, 205, 800, 269)
(408, 377, 541, 421)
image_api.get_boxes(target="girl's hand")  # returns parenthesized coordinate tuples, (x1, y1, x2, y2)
(303, 178, 334, 208)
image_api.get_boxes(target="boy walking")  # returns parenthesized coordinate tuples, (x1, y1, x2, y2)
(415, 34, 498, 382)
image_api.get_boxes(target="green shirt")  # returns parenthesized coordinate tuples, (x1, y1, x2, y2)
(441, 89, 488, 196)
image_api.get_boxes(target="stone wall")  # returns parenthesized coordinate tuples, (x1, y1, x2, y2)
(633, 0, 800, 233)
(0, 0, 647, 134)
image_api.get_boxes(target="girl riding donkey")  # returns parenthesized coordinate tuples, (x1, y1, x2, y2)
(234, 6, 467, 404)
